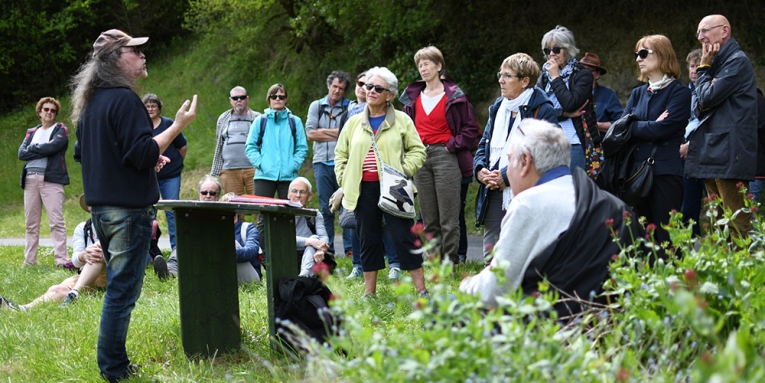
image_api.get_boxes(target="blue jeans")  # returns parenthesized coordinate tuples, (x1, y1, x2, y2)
(91, 205, 154, 381)
(158, 176, 181, 249)
(570, 144, 586, 171)
(313, 163, 353, 254)
(750, 179, 764, 204)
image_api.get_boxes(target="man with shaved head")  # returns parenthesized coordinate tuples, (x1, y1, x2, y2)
(685, 15, 758, 237)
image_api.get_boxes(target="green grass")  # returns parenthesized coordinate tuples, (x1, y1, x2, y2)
(0, 244, 484, 382)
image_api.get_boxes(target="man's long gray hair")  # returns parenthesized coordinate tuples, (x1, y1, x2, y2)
(509, 119, 571, 174)
(69, 49, 136, 125)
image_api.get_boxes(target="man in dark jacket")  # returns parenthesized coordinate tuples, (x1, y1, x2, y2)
(685, 14, 758, 237)
(460, 119, 640, 317)
(71, 29, 197, 382)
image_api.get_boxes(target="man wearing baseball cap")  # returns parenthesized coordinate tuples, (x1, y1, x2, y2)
(579, 52, 623, 132)
(71, 29, 197, 382)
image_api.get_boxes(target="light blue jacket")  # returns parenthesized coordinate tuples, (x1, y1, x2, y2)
(245, 107, 308, 182)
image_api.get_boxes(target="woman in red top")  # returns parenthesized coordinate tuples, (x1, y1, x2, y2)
(400, 46, 480, 264)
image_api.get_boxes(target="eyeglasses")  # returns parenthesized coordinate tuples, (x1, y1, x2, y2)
(543, 46, 563, 56)
(365, 84, 390, 93)
(289, 189, 309, 196)
(356, 81, 365, 88)
(269, 94, 287, 100)
(697, 24, 724, 37)
(497, 72, 524, 81)
(145, 104, 158, 109)
(199, 191, 218, 196)
(42, 107, 57, 114)
(120, 47, 141, 56)
(634, 49, 654, 60)
(230, 95, 247, 101)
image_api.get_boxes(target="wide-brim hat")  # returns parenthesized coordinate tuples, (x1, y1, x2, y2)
(79, 194, 89, 213)
(580, 52, 607, 75)
(92, 29, 148, 57)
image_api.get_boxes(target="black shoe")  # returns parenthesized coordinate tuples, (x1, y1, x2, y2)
(153, 254, 169, 280)
(103, 363, 140, 382)
(0, 295, 20, 311)
(61, 291, 79, 306)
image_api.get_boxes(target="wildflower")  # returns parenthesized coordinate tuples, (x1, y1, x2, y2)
(752, 206, 759, 213)
(484, 243, 494, 252)
(684, 269, 698, 289)
(736, 181, 745, 190)
(312, 262, 330, 281)
(425, 233, 434, 241)
(605, 218, 614, 229)
(645, 223, 656, 237)
(530, 291, 541, 298)
(611, 254, 619, 261)
(747, 193, 754, 200)
(622, 210, 632, 220)
(616, 368, 630, 382)
(414, 239, 422, 247)
(410, 222, 425, 236)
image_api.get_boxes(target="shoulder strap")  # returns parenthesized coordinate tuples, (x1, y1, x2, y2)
(256, 117, 267, 150)
(306, 216, 316, 234)
(257, 115, 297, 150)
(533, 106, 540, 119)
(241, 222, 251, 243)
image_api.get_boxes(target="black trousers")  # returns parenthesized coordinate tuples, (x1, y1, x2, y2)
(633, 174, 684, 246)
(356, 181, 423, 271)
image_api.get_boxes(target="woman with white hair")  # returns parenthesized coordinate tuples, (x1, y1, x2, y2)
(335, 66, 428, 297)
(537, 25, 599, 174)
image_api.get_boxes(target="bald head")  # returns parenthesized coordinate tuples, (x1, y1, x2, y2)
(697, 15, 731, 46)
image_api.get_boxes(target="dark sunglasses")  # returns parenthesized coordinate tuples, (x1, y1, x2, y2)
(365, 84, 390, 93)
(120, 47, 141, 56)
(356, 81, 365, 87)
(634, 49, 654, 60)
(543, 47, 563, 56)
(269, 94, 287, 100)
(42, 107, 57, 114)
(230, 95, 247, 101)
(199, 191, 218, 196)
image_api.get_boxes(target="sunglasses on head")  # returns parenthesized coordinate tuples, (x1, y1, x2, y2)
(199, 191, 218, 196)
(269, 94, 287, 100)
(543, 46, 563, 56)
(634, 49, 654, 60)
(42, 107, 57, 114)
(230, 95, 247, 101)
(364, 84, 390, 93)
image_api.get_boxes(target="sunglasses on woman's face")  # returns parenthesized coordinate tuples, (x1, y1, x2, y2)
(364, 84, 389, 93)
(543, 46, 563, 56)
(42, 107, 57, 114)
(269, 95, 287, 100)
(634, 49, 654, 60)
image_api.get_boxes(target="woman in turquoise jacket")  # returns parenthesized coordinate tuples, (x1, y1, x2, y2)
(245, 84, 308, 198)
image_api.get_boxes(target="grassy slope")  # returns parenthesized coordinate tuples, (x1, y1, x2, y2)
(0, 35, 481, 239)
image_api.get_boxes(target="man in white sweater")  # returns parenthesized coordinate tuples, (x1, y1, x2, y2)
(460, 119, 639, 315)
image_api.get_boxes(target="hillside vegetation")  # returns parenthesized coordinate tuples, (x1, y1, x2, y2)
(1, 1, 765, 236)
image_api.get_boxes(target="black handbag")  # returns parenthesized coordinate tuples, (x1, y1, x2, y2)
(601, 113, 635, 158)
(618, 145, 658, 206)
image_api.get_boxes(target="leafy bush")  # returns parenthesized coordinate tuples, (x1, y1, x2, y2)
(289, 193, 765, 382)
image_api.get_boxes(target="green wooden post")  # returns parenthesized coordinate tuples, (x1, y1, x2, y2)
(174, 208, 240, 358)
(261, 211, 299, 350)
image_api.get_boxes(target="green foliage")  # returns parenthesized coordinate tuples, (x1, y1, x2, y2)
(0, 0, 190, 114)
(292, 196, 765, 382)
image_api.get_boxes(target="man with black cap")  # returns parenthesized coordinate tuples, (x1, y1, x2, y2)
(71, 29, 197, 382)
(579, 52, 623, 133)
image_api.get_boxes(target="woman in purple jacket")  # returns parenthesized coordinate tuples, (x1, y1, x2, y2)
(400, 46, 480, 265)
(18, 97, 72, 269)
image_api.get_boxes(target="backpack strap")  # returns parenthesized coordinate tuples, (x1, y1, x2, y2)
(256, 114, 297, 150)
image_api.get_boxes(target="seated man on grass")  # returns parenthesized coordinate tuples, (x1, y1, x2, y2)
(2, 195, 106, 311)
(1, 195, 164, 311)
(163, 175, 262, 285)
(288, 177, 335, 277)
(459, 119, 641, 316)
